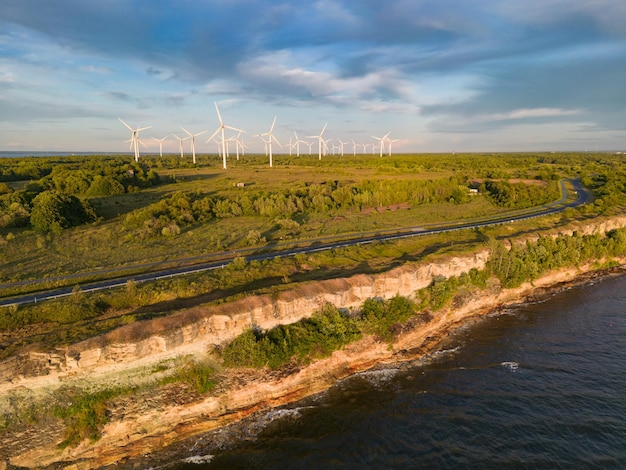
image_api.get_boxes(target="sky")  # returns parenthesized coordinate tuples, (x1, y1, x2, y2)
(1, 0, 626, 154)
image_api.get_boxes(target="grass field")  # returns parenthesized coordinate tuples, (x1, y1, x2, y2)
(0, 156, 507, 283)
(0, 151, 612, 294)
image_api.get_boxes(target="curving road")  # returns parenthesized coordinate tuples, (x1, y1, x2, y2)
(0, 179, 590, 307)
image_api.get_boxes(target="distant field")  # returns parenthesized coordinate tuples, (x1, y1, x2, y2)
(0, 152, 618, 288)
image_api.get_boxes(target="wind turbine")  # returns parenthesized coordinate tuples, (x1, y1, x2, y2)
(307, 123, 327, 160)
(172, 134, 189, 159)
(152, 136, 169, 157)
(304, 140, 314, 155)
(294, 130, 306, 157)
(386, 138, 400, 156)
(372, 132, 390, 157)
(322, 137, 332, 156)
(227, 131, 246, 160)
(182, 127, 206, 164)
(206, 102, 245, 170)
(338, 140, 348, 158)
(260, 116, 281, 167)
(118, 118, 151, 162)
(236, 137, 248, 159)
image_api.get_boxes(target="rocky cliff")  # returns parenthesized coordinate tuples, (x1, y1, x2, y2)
(2, 214, 626, 468)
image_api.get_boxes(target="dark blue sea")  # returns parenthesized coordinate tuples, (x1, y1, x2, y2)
(0, 151, 128, 158)
(146, 273, 626, 469)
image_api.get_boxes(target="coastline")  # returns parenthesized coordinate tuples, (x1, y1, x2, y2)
(4, 261, 625, 469)
(116, 264, 626, 469)
(2, 211, 626, 468)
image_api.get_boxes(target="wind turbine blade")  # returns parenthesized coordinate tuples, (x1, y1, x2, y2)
(224, 125, 245, 133)
(214, 102, 224, 126)
(195, 130, 207, 137)
(136, 126, 152, 132)
(270, 116, 277, 133)
(320, 123, 327, 135)
(206, 128, 221, 143)
(181, 127, 192, 136)
(118, 118, 133, 131)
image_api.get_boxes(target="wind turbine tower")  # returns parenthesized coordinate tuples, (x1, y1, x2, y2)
(372, 132, 390, 157)
(307, 124, 327, 160)
(153, 136, 169, 157)
(119, 118, 151, 162)
(172, 134, 189, 159)
(182, 127, 207, 164)
(207, 102, 244, 170)
(260, 117, 281, 167)
(387, 138, 400, 156)
(294, 130, 306, 157)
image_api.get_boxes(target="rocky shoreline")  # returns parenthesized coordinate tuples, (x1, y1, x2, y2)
(2, 215, 626, 469)
(110, 265, 626, 470)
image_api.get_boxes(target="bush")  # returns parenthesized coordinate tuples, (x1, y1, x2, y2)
(362, 295, 416, 341)
(30, 191, 96, 233)
(160, 357, 218, 394)
(222, 304, 361, 369)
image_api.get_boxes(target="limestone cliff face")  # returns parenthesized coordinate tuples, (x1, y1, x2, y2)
(3, 213, 626, 384)
(0, 251, 489, 383)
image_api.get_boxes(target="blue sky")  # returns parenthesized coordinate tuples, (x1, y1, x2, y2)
(1, 0, 626, 153)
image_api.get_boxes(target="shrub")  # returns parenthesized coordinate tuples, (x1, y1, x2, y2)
(54, 387, 126, 448)
(160, 357, 218, 394)
(222, 304, 361, 369)
(30, 191, 96, 233)
(361, 295, 416, 341)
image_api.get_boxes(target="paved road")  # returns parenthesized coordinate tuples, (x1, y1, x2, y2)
(0, 179, 589, 307)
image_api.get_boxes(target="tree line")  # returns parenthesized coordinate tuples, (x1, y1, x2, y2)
(121, 177, 477, 238)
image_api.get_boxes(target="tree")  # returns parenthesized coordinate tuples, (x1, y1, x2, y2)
(30, 191, 96, 233)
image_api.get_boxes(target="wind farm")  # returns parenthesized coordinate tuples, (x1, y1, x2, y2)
(116, 105, 403, 167)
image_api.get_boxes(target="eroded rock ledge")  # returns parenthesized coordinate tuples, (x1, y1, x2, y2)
(2, 214, 626, 468)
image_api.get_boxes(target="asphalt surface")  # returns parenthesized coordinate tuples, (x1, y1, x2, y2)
(0, 179, 590, 307)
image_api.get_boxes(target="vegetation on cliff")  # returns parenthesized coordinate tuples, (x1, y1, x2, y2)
(2, 225, 626, 453)
(220, 227, 626, 370)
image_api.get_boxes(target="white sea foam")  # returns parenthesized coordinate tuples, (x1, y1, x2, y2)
(501, 361, 519, 372)
(181, 454, 214, 464)
(355, 368, 399, 388)
(266, 408, 303, 421)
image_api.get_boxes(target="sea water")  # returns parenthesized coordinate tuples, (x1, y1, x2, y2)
(144, 273, 626, 469)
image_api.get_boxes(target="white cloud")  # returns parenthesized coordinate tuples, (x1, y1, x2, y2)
(239, 50, 419, 108)
(0, 71, 14, 83)
(488, 107, 582, 121)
